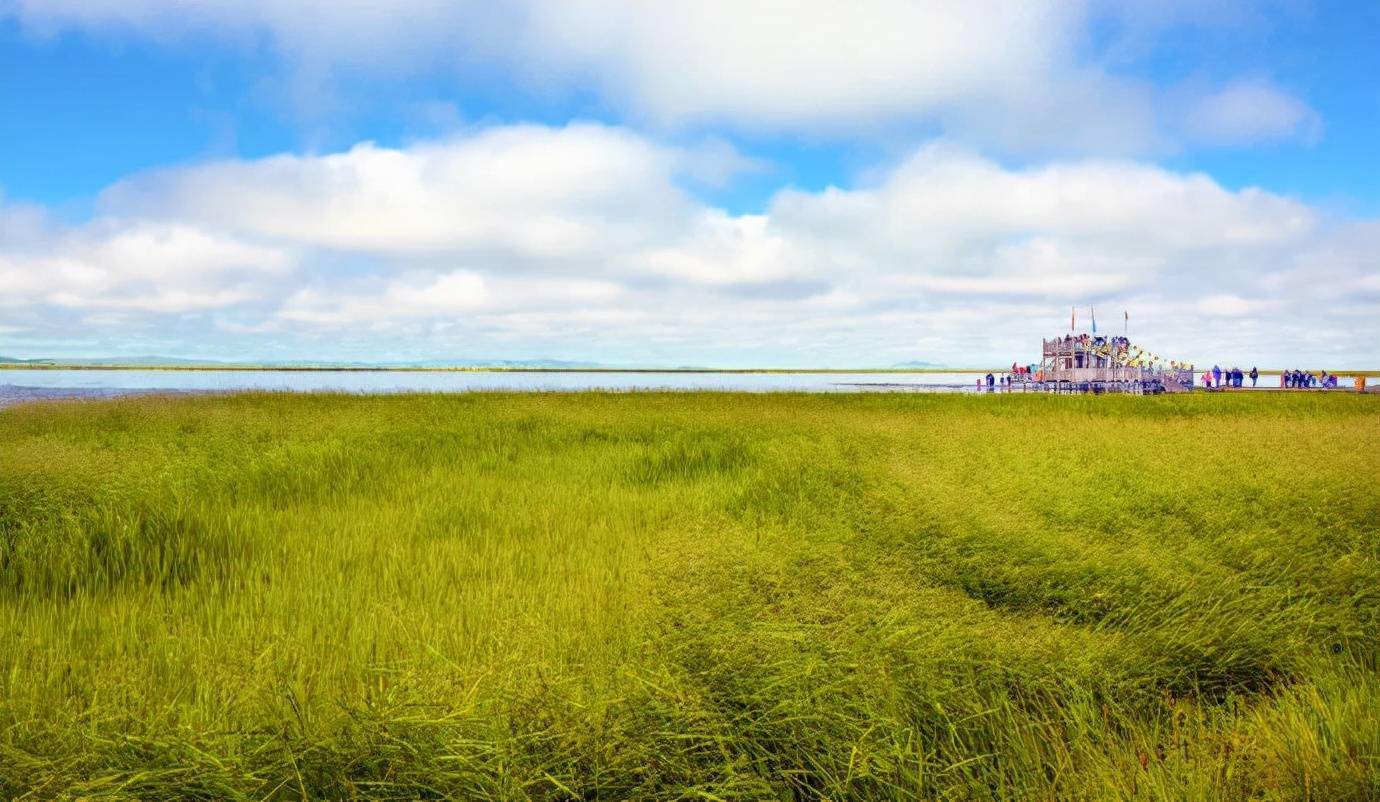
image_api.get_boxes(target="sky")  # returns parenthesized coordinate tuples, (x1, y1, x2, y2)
(1, 1, 1377, 368)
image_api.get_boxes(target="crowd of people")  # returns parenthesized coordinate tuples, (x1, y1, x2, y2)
(1201, 365, 1343, 389)
(1053, 334, 1132, 350)
(1282, 369, 1340, 389)
(1201, 365, 1257, 388)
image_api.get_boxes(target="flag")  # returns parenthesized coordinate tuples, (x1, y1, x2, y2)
(1091, 308, 1097, 333)
(1071, 306, 1075, 331)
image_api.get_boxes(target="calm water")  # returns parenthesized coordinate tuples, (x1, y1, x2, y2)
(0, 369, 990, 405)
(1, 369, 1363, 407)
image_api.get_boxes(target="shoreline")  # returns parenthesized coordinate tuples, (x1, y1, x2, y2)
(3, 383, 1373, 411)
(1, 364, 990, 374)
(3, 364, 1379, 376)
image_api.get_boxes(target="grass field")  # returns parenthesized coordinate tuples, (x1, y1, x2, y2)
(1, 392, 1377, 800)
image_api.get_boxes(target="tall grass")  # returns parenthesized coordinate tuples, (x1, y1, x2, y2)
(1, 391, 1377, 799)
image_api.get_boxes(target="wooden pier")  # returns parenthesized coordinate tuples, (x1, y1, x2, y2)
(1011, 335, 1194, 394)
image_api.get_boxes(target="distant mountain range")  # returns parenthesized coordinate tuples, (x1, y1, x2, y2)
(2, 355, 953, 370)
(0, 355, 607, 369)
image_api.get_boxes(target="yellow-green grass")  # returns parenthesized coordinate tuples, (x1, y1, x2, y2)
(1, 392, 1377, 800)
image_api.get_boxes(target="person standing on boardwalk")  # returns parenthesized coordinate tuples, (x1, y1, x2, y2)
(1212, 365, 1222, 388)
(1250, 367, 1259, 387)
(985, 373, 995, 390)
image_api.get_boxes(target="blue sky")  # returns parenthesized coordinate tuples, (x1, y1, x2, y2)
(1, 1, 1377, 367)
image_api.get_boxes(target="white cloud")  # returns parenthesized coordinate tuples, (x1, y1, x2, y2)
(1180, 79, 1323, 146)
(519, 2, 1078, 132)
(3, 124, 1377, 367)
(101, 124, 723, 262)
(3, 1, 1319, 154)
(0, 213, 291, 312)
(279, 271, 623, 325)
(764, 142, 1317, 296)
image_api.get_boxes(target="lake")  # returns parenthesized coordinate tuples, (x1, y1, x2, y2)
(1, 369, 1362, 408)
(0, 369, 991, 406)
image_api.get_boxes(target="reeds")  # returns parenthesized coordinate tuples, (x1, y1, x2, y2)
(1, 391, 1377, 799)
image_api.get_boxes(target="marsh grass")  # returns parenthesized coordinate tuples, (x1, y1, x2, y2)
(1, 392, 1377, 799)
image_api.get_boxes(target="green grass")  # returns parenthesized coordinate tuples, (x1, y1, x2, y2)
(1, 391, 1377, 800)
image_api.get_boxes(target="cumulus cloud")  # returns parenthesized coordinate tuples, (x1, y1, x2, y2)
(102, 124, 706, 260)
(0, 210, 291, 313)
(2, 0, 1318, 155)
(3, 123, 1376, 366)
(519, 2, 1080, 132)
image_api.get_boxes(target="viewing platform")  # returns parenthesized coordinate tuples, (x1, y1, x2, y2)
(1011, 334, 1194, 394)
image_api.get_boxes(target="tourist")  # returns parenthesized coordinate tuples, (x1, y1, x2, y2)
(1202, 371, 1212, 388)
(1233, 367, 1243, 388)
(1249, 367, 1258, 387)
(1212, 365, 1222, 387)
(985, 372, 995, 390)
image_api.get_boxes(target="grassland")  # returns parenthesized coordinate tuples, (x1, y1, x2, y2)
(1, 391, 1377, 800)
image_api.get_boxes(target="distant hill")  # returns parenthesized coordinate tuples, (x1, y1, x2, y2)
(78, 355, 223, 367)
(890, 360, 946, 369)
